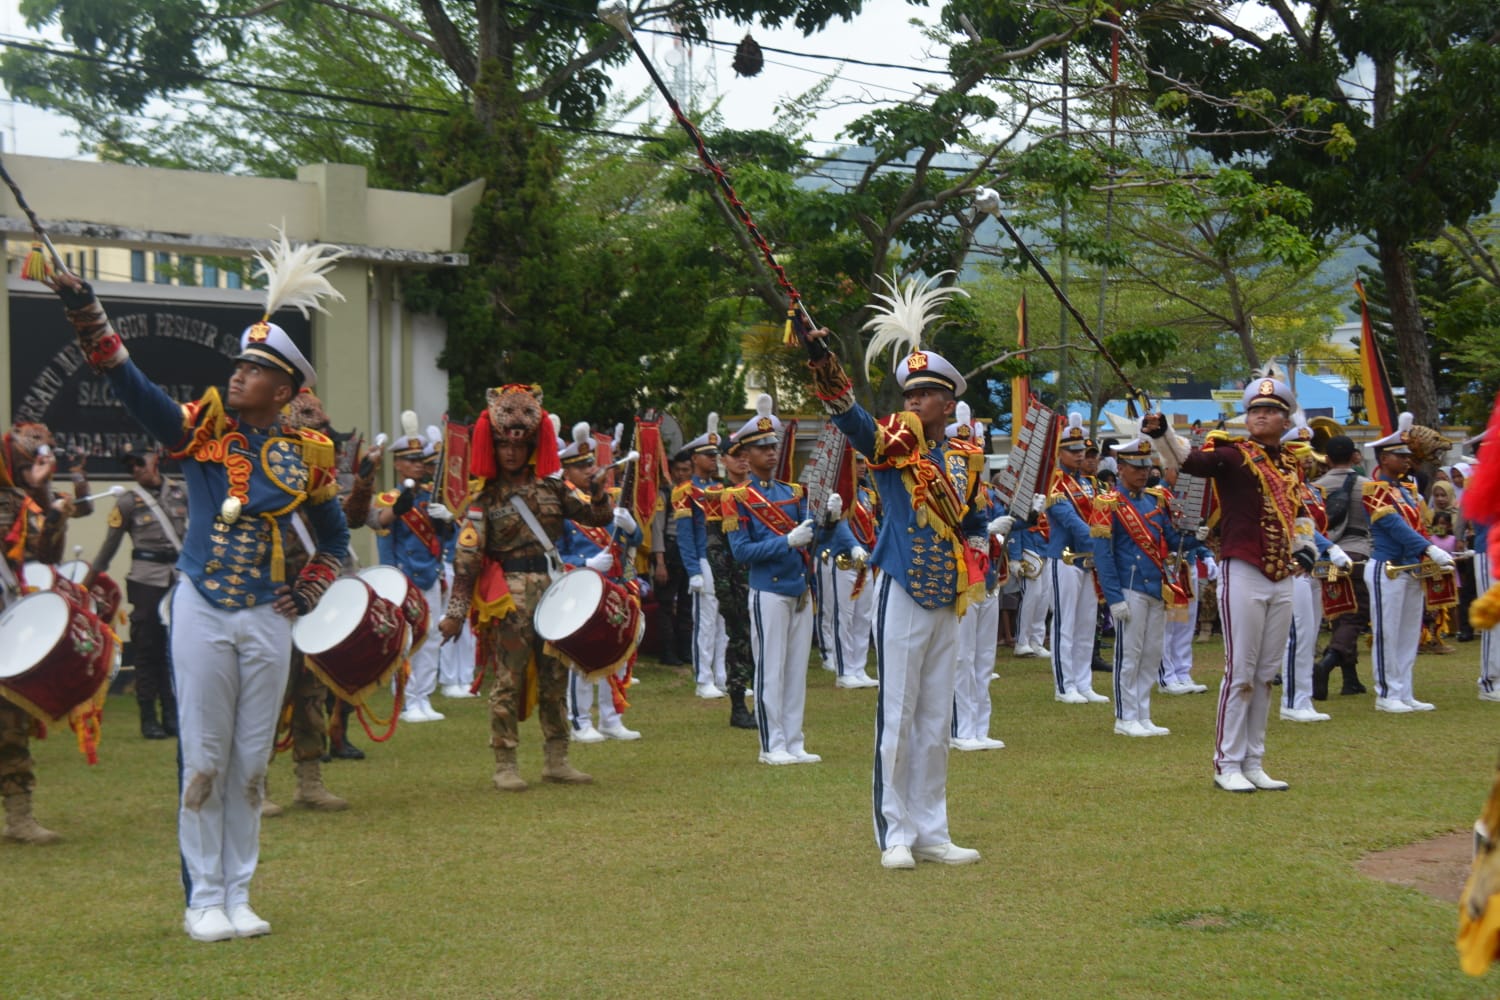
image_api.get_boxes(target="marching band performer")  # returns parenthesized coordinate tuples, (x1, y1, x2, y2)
(1011, 495, 1051, 659)
(371, 412, 453, 724)
(0, 422, 75, 845)
(47, 234, 350, 941)
(1092, 436, 1184, 737)
(437, 385, 615, 791)
(87, 446, 188, 739)
(674, 417, 729, 699)
(803, 272, 1000, 870)
(950, 409, 1009, 751)
(1363, 414, 1454, 714)
(1279, 422, 1346, 723)
(724, 395, 825, 765)
(1048, 414, 1110, 705)
(558, 422, 643, 743)
(708, 431, 758, 729)
(822, 455, 880, 689)
(1144, 374, 1315, 793)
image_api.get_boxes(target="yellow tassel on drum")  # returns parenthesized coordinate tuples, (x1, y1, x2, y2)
(20, 244, 51, 282)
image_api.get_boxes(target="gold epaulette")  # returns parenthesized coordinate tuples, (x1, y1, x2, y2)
(295, 428, 339, 504)
(172, 388, 229, 460)
(790, 482, 805, 500)
(1204, 429, 1236, 446)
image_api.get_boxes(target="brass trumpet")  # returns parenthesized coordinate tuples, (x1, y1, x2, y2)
(1383, 553, 1469, 580)
(1060, 547, 1095, 569)
(1311, 560, 1365, 581)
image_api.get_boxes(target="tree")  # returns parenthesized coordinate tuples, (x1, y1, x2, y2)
(1134, 0, 1500, 425)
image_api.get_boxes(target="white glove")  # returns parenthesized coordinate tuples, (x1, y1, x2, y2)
(1110, 600, 1131, 624)
(1031, 493, 1047, 514)
(1326, 544, 1352, 569)
(688, 574, 704, 593)
(612, 506, 637, 533)
(1203, 556, 1219, 582)
(585, 550, 614, 573)
(987, 514, 1015, 537)
(825, 493, 843, 519)
(850, 545, 869, 564)
(1425, 544, 1455, 568)
(1195, 525, 1211, 541)
(785, 518, 815, 549)
(426, 502, 453, 523)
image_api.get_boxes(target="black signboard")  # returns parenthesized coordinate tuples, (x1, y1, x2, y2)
(9, 291, 312, 474)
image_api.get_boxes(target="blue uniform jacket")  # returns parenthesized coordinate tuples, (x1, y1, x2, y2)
(102, 358, 349, 610)
(672, 475, 716, 574)
(829, 405, 988, 610)
(1093, 487, 1182, 605)
(1366, 474, 1432, 564)
(725, 478, 816, 598)
(560, 513, 642, 577)
(1046, 470, 1096, 560)
(373, 483, 448, 590)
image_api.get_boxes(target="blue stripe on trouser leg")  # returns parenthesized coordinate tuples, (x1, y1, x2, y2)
(872, 575, 891, 849)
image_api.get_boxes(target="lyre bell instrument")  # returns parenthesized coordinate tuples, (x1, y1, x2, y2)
(835, 552, 868, 572)
(1017, 553, 1043, 580)
(1384, 552, 1471, 580)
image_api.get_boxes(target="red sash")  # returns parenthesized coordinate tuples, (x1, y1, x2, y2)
(737, 483, 801, 536)
(850, 497, 878, 546)
(400, 505, 441, 557)
(1107, 490, 1191, 612)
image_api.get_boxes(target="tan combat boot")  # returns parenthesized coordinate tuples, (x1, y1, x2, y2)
(3, 792, 62, 845)
(260, 775, 284, 817)
(293, 760, 349, 811)
(541, 739, 592, 785)
(492, 747, 528, 792)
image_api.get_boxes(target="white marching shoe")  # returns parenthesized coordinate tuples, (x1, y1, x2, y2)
(440, 684, 476, 699)
(788, 747, 822, 764)
(399, 705, 432, 724)
(1113, 720, 1152, 738)
(1279, 706, 1330, 723)
(758, 749, 797, 766)
(1055, 690, 1088, 704)
(183, 906, 236, 943)
(974, 735, 1006, 749)
(1080, 689, 1110, 704)
(1480, 689, 1500, 703)
(836, 672, 879, 689)
(695, 683, 727, 699)
(227, 904, 272, 938)
(881, 844, 915, 870)
(571, 724, 607, 744)
(1243, 768, 1289, 791)
(950, 737, 985, 751)
(1402, 698, 1435, 712)
(417, 700, 445, 721)
(913, 842, 981, 865)
(1375, 697, 1415, 714)
(1013, 644, 1037, 657)
(1213, 772, 1256, 793)
(600, 722, 642, 741)
(1138, 719, 1170, 736)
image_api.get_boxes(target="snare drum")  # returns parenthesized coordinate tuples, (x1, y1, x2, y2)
(58, 558, 123, 624)
(357, 565, 430, 640)
(292, 578, 410, 703)
(0, 591, 113, 723)
(533, 568, 644, 680)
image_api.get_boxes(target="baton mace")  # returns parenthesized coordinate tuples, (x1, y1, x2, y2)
(0, 156, 68, 276)
(598, 3, 825, 356)
(973, 186, 1147, 414)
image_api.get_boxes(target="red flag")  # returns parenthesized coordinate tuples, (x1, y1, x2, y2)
(1354, 279, 1398, 435)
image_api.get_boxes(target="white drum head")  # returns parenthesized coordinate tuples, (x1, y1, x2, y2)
(21, 561, 55, 592)
(358, 566, 411, 606)
(534, 570, 603, 641)
(0, 593, 70, 679)
(57, 560, 91, 584)
(291, 578, 370, 655)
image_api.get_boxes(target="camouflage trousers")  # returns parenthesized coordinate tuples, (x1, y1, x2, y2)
(481, 572, 569, 751)
(706, 535, 754, 697)
(0, 696, 33, 797)
(272, 653, 329, 764)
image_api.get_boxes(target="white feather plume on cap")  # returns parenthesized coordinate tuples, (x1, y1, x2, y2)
(254, 225, 350, 321)
(560, 420, 595, 464)
(732, 394, 782, 448)
(862, 270, 969, 395)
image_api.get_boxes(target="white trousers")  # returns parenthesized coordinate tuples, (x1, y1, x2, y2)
(826, 564, 876, 678)
(749, 589, 814, 756)
(171, 581, 292, 910)
(1113, 590, 1164, 724)
(403, 579, 443, 705)
(567, 668, 624, 731)
(1159, 588, 1200, 687)
(815, 557, 837, 663)
(438, 563, 476, 689)
(1367, 561, 1423, 703)
(1014, 559, 1052, 650)
(1213, 559, 1294, 776)
(1050, 562, 1098, 696)
(1481, 549, 1499, 694)
(951, 591, 999, 740)
(1282, 575, 1317, 712)
(872, 577, 958, 851)
(692, 589, 728, 688)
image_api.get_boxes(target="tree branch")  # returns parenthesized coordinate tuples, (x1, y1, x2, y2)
(417, 0, 477, 87)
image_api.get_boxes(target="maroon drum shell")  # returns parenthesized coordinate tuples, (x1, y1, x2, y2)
(0, 592, 113, 722)
(357, 566, 429, 638)
(292, 579, 409, 703)
(535, 569, 642, 680)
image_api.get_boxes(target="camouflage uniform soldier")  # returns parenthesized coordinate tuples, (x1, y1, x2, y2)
(708, 435, 756, 728)
(1, 423, 77, 844)
(437, 385, 615, 791)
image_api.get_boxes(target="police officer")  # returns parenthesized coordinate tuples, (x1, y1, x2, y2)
(88, 448, 187, 739)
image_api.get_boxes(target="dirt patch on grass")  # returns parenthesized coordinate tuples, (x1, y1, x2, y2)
(1358, 831, 1474, 903)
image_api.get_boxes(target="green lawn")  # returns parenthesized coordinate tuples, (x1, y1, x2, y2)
(7, 640, 1500, 999)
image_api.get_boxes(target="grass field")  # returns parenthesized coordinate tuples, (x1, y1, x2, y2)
(7, 639, 1500, 999)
